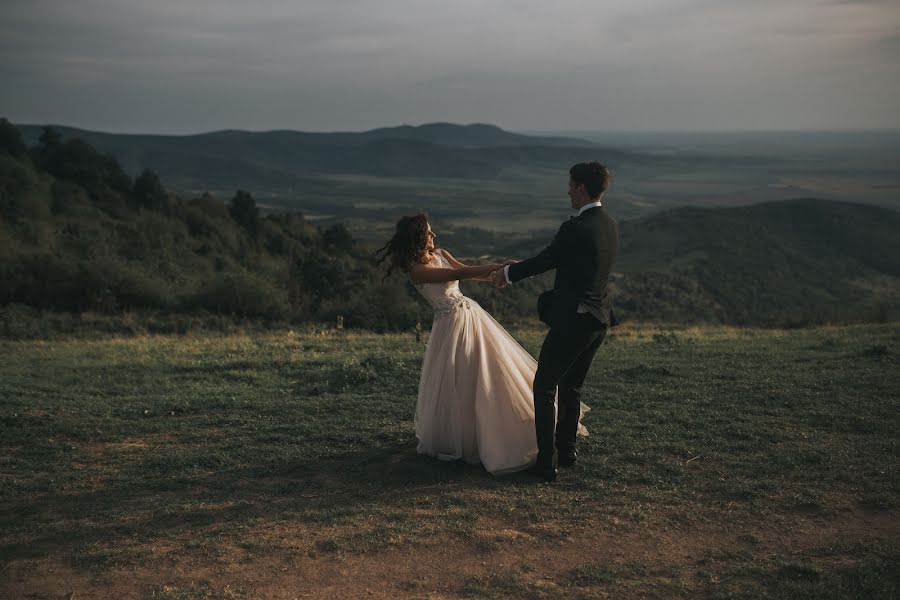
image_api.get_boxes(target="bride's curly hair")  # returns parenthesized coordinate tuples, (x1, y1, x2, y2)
(374, 213, 433, 281)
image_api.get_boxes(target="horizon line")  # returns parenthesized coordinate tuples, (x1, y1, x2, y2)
(8, 119, 900, 139)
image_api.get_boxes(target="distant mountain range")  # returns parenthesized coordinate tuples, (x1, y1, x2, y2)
(16, 122, 598, 186)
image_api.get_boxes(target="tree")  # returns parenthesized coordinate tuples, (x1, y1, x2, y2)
(322, 223, 354, 252)
(228, 189, 259, 237)
(133, 169, 168, 212)
(38, 126, 61, 150)
(0, 120, 32, 222)
(31, 126, 62, 168)
(31, 131, 132, 210)
(0, 118, 28, 158)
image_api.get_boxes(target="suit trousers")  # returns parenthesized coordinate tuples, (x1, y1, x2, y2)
(533, 312, 608, 466)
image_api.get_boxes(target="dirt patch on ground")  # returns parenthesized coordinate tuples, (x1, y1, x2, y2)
(83, 433, 178, 453)
(4, 508, 897, 599)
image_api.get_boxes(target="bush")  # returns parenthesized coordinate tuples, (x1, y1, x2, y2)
(133, 169, 170, 213)
(0, 118, 28, 159)
(0, 254, 174, 313)
(188, 271, 290, 319)
(0, 155, 41, 223)
(51, 180, 92, 215)
(36, 137, 132, 210)
(318, 280, 426, 331)
(88, 258, 174, 310)
(228, 190, 259, 237)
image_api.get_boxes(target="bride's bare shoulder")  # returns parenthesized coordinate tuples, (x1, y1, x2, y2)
(435, 247, 464, 267)
(408, 254, 439, 280)
(408, 262, 428, 275)
(411, 251, 439, 269)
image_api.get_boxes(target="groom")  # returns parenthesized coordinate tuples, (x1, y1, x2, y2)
(492, 161, 619, 482)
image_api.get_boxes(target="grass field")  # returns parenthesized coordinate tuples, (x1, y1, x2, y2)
(1, 323, 898, 599)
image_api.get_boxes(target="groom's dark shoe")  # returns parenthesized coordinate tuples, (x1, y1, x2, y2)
(557, 449, 578, 468)
(526, 462, 558, 483)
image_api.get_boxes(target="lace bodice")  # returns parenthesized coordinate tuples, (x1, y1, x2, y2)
(412, 250, 470, 318)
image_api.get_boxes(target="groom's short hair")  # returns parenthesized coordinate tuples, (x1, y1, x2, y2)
(569, 162, 611, 199)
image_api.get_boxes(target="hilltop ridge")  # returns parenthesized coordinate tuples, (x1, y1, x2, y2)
(14, 122, 597, 185)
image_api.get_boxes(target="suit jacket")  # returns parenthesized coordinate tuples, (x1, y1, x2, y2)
(507, 206, 619, 326)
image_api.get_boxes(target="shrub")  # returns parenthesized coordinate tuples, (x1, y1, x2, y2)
(133, 169, 170, 213)
(187, 270, 289, 319)
(228, 190, 259, 237)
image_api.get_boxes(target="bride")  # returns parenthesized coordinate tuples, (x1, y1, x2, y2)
(376, 214, 587, 475)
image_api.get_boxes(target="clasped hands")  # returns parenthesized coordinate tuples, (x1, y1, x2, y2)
(490, 260, 518, 289)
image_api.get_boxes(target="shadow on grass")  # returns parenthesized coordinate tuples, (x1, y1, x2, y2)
(0, 440, 535, 563)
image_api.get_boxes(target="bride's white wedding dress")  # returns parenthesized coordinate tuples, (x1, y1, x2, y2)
(412, 249, 588, 475)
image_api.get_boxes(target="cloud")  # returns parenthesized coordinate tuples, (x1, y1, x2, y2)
(1, 0, 898, 132)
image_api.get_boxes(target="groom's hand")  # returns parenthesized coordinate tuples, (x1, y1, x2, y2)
(491, 269, 508, 288)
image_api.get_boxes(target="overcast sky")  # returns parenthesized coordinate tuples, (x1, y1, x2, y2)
(2, 0, 899, 134)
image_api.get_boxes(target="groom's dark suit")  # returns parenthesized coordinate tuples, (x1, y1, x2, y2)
(507, 205, 619, 468)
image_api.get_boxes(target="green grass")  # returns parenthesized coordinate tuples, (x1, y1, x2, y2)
(1, 323, 898, 598)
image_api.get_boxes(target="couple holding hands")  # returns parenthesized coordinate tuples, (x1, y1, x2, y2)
(376, 162, 619, 482)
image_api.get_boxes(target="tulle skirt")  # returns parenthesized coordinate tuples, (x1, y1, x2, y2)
(415, 297, 588, 475)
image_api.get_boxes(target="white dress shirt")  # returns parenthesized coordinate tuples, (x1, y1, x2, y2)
(502, 200, 602, 289)
(576, 200, 604, 215)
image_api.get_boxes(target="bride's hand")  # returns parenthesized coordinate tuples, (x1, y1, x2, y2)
(474, 265, 504, 282)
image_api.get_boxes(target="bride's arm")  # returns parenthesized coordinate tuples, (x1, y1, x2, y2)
(440, 249, 487, 280)
(440, 248, 467, 269)
(408, 261, 502, 285)
(440, 249, 515, 281)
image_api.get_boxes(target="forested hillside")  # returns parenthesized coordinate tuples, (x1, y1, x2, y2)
(1, 119, 432, 334)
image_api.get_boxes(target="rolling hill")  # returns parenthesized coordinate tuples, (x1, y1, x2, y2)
(15, 122, 598, 186)
(610, 199, 900, 324)
(16, 121, 898, 236)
